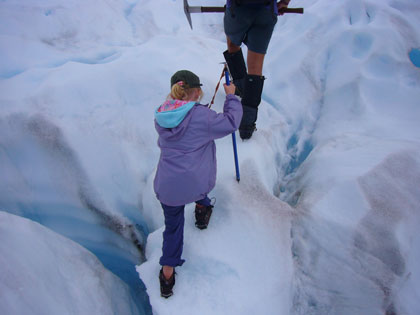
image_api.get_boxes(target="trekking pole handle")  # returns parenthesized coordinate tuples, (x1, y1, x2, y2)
(224, 68, 230, 86)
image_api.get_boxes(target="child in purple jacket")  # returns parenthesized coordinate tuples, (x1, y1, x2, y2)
(154, 70, 242, 298)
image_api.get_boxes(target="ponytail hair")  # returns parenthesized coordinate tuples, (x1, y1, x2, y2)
(170, 82, 188, 100)
(169, 81, 203, 102)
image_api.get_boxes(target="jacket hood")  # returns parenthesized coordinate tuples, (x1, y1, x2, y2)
(154, 100, 197, 141)
(155, 100, 196, 128)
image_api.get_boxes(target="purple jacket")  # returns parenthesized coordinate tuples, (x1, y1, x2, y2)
(154, 94, 242, 206)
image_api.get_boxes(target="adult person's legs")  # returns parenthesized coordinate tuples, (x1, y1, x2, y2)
(247, 50, 265, 76)
(227, 38, 265, 76)
(224, 4, 277, 139)
(225, 39, 266, 139)
(224, 38, 247, 95)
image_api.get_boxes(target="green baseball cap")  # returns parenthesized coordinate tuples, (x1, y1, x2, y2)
(170, 70, 202, 88)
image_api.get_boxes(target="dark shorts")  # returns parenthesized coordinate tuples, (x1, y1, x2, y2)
(224, 6, 278, 54)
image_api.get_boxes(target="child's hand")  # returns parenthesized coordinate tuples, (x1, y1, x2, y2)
(224, 83, 236, 95)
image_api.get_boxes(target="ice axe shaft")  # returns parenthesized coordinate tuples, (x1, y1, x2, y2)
(191, 7, 303, 13)
(184, 0, 304, 29)
(279, 7, 304, 14)
(189, 6, 226, 13)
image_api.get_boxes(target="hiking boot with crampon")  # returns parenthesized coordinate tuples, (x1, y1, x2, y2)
(239, 105, 257, 140)
(195, 204, 213, 229)
(239, 75, 265, 140)
(159, 268, 175, 298)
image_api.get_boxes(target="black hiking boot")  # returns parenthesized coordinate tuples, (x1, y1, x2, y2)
(239, 124, 257, 140)
(239, 106, 257, 140)
(159, 268, 175, 298)
(195, 204, 214, 230)
(239, 75, 265, 140)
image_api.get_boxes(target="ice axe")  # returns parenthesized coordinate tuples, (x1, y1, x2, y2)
(183, 0, 225, 29)
(183, 0, 304, 29)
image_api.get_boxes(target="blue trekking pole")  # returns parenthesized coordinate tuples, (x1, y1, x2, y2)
(224, 67, 240, 182)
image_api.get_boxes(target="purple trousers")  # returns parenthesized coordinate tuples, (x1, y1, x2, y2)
(159, 196, 211, 267)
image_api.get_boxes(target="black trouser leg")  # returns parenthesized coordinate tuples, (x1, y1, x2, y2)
(239, 74, 265, 140)
(223, 49, 247, 96)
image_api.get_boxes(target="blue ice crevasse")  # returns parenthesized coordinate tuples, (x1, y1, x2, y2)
(409, 48, 420, 68)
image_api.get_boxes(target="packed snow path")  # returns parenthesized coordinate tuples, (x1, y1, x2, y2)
(138, 139, 294, 314)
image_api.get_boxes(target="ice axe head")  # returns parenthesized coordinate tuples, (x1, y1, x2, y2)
(184, 0, 193, 29)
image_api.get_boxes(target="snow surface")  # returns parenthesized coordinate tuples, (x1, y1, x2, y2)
(1, 0, 420, 314)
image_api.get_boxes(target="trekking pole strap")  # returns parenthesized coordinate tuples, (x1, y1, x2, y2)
(209, 66, 227, 109)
